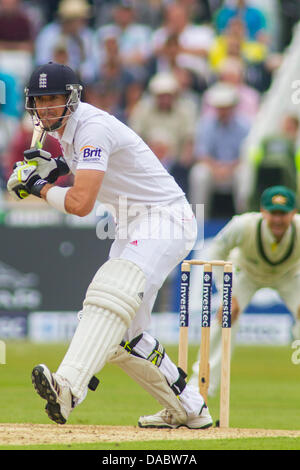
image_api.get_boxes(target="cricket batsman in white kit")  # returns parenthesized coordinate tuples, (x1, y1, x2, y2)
(189, 185, 300, 396)
(7, 62, 212, 429)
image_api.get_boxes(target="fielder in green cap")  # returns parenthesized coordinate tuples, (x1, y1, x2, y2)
(261, 185, 296, 213)
(189, 185, 300, 396)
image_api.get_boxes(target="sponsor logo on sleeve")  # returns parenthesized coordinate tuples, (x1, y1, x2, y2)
(80, 145, 102, 162)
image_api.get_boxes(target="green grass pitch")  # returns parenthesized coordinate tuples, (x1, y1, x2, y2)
(0, 341, 299, 450)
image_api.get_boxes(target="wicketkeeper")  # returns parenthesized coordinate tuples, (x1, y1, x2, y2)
(7, 62, 212, 429)
(189, 185, 300, 396)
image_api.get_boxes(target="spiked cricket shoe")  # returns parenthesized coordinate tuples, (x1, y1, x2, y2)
(31, 364, 74, 424)
(138, 404, 213, 429)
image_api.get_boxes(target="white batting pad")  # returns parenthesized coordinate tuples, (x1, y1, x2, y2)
(83, 258, 145, 327)
(56, 259, 145, 398)
(110, 346, 187, 422)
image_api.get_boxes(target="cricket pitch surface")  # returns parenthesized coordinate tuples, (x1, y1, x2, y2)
(1, 423, 300, 445)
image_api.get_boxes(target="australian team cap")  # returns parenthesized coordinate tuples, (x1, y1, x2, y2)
(27, 62, 80, 97)
(261, 185, 296, 213)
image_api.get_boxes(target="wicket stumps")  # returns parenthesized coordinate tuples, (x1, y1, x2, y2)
(179, 259, 233, 428)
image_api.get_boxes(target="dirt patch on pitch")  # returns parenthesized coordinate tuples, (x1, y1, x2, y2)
(1, 424, 300, 446)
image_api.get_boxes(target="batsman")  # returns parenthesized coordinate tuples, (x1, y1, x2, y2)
(189, 185, 300, 396)
(7, 62, 212, 429)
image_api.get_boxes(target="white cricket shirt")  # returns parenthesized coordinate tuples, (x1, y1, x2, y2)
(52, 102, 185, 219)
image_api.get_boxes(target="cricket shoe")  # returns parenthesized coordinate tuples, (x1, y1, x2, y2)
(31, 364, 74, 424)
(138, 404, 213, 429)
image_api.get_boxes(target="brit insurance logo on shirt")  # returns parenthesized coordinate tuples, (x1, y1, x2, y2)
(80, 145, 102, 162)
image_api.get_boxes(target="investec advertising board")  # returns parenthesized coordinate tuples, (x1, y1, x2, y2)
(0, 206, 112, 339)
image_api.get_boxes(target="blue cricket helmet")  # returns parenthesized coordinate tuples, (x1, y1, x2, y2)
(25, 62, 83, 131)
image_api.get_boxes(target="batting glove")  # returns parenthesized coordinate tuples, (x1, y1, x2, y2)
(7, 161, 41, 200)
(24, 149, 70, 183)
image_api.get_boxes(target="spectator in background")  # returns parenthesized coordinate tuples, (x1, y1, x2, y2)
(147, 128, 177, 171)
(35, 0, 97, 84)
(93, 0, 163, 29)
(210, 17, 268, 72)
(124, 0, 164, 29)
(93, 27, 136, 95)
(0, 107, 18, 160)
(39, 0, 63, 23)
(152, 2, 215, 87)
(151, 32, 180, 73)
(149, 30, 205, 100)
(95, 1, 152, 83)
(0, 73, 20, 189)
(147, 126, 191, 195)
(176, 0, 215, 23)
(84, 82, 126, 123)
(214, 0, 268, 43)
(202, 57, 260, 122)
(189, 82, 250, 218)
(0, 0, 33, 51)
(247, 114, 300, 211)
(217, 57, 260, 119)
(172, 65, 201, 118)
(0, 0, 34, 87)
(93, 0, 121, 27)
(122, 79, 145, 123)
(129, 71, 195, 193)
(21, 0, 45, 38)
(88, 26, 143, 124)
(52, 35, 70, 65)
(209, 17, 273, 93)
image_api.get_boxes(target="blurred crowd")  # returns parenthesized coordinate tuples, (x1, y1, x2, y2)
(1, 0, 300, 217)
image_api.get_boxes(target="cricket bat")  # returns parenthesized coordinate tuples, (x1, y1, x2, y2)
(30, 117, 47, 149)
(17, 118, 47, 199)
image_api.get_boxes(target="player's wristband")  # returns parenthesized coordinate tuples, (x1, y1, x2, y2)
(29, 178, 49, 198)
(46, 186, 70, 214)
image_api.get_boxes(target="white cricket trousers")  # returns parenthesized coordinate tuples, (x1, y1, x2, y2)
(109, 198, 198, 341)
